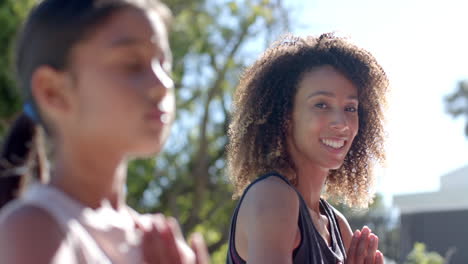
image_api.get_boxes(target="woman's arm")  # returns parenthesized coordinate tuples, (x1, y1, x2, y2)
(236, 176, 300, 264)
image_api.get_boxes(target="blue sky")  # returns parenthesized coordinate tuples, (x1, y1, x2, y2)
(286, 0, 468, 204)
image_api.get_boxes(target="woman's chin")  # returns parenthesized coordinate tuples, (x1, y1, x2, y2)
(325, 160, 345, 170)
(130, 142, 164, 158)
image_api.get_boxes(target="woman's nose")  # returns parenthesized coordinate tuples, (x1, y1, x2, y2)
(329, 111, 349, 132)
(148, 59, 173, 100)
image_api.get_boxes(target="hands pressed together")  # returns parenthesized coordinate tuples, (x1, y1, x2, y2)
(138, 216, 385, 264)
(139, 214, 210, 264)
(346, 226, 384, 264)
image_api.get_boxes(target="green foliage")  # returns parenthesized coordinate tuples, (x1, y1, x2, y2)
(404, 242, 444, 264)
(0, 0, 35, 136)
(445, 80, 468, 137)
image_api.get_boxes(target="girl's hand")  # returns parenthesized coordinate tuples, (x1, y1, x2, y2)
(141, 214, 210, 264)
(346, 226, 384, 264)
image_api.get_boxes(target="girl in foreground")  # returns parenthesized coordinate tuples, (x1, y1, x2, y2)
(226, 34, 388, 264)
(0, 0, 208, 263)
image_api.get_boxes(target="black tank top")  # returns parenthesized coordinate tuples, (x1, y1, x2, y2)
(226, 172, 346, 264)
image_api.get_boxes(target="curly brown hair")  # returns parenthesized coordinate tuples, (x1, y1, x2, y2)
(226, 33, 388, 208)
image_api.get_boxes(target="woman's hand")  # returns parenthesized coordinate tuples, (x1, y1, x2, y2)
(140, 214, 210, 264)
(346, 226, 384, 264)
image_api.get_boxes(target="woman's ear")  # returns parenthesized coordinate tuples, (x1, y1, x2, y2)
(30, 66, 73, 121)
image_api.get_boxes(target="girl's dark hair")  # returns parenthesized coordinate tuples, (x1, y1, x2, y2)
(0, 114, 46, 208)
(0, 0, 171, 208)
(227, 34, 389, 208)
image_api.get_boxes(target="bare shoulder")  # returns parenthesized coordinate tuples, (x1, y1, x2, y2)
(236, 176, 299, 263)
(242, 176, 299, 218)
(331, 206, 353, 250)
(0, 202, 67, 263)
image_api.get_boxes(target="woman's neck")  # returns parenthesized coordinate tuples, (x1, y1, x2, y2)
(293, 164, 329, 214)
(50, 145, 128, 210)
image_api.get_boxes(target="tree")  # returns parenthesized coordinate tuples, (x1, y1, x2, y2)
(125, 0, 290, 261)
(445, 80, 468, 137)
(404, 242, 444, 264)
(0, 0, 35, 136)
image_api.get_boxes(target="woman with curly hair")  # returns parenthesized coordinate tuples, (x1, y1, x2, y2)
(226, 33, 388, 264)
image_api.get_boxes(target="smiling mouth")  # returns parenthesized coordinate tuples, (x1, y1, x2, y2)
(320, 138, 345, 149)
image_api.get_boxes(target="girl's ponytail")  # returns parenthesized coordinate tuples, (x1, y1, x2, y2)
(0, 113, 47, 209)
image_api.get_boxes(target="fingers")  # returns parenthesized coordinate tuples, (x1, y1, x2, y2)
(354, 226, 371, 263)
(142, 215, 167, 263)
(167, 217, 184, 240)
(142, 214, 183, 264)
(142, 223, 159, 262)
(364, 234, 378, 264)
(190, 232, 210, 264)
(141, 214, 210, 264)
(166, 218, 197, 264)
(375, 250, 384, 264)
(165, 216, 210, 264)
(347, 229, 361, 263)
(161, 216, 184, 264)
(346, 226, 385, 264)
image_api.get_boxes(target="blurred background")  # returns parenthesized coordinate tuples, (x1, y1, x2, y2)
(1, 0, 467, 263)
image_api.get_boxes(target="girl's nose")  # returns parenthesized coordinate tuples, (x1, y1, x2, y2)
(148, 59, 173, 101)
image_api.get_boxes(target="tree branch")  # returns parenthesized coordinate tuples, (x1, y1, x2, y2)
(185, 16, 256, 232)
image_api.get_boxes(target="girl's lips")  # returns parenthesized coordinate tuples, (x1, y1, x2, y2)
(146, 108, 166, 123)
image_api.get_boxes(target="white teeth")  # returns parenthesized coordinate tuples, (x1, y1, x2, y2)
(321, 139, 345, 149)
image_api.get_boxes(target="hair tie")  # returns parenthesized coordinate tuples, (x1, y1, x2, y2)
(23, 102, 39, 123)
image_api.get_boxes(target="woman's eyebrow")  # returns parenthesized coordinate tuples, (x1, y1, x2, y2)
(105, 36, 170, 63)
(307, 90, 335, 98)
(108, 36, 163, 54)
(307, 90, 358, 100)
(109, 36, 146, 48)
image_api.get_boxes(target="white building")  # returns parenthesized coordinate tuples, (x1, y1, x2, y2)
(393, 165, 468, 263)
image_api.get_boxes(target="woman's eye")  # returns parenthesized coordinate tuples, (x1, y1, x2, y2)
(345, 106, 358, 112)
(119, 57, 147, 73)
(125, 62, 145, 72)
(315, 103, 327, 109)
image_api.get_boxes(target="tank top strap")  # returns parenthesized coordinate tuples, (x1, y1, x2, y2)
(319, 199, 347, 261)
(246, 172, 293, 190)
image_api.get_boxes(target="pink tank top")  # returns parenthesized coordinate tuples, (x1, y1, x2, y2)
(7, 184, 153, 263)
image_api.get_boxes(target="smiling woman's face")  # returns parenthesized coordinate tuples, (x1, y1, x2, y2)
(287, 65, 359, 171)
